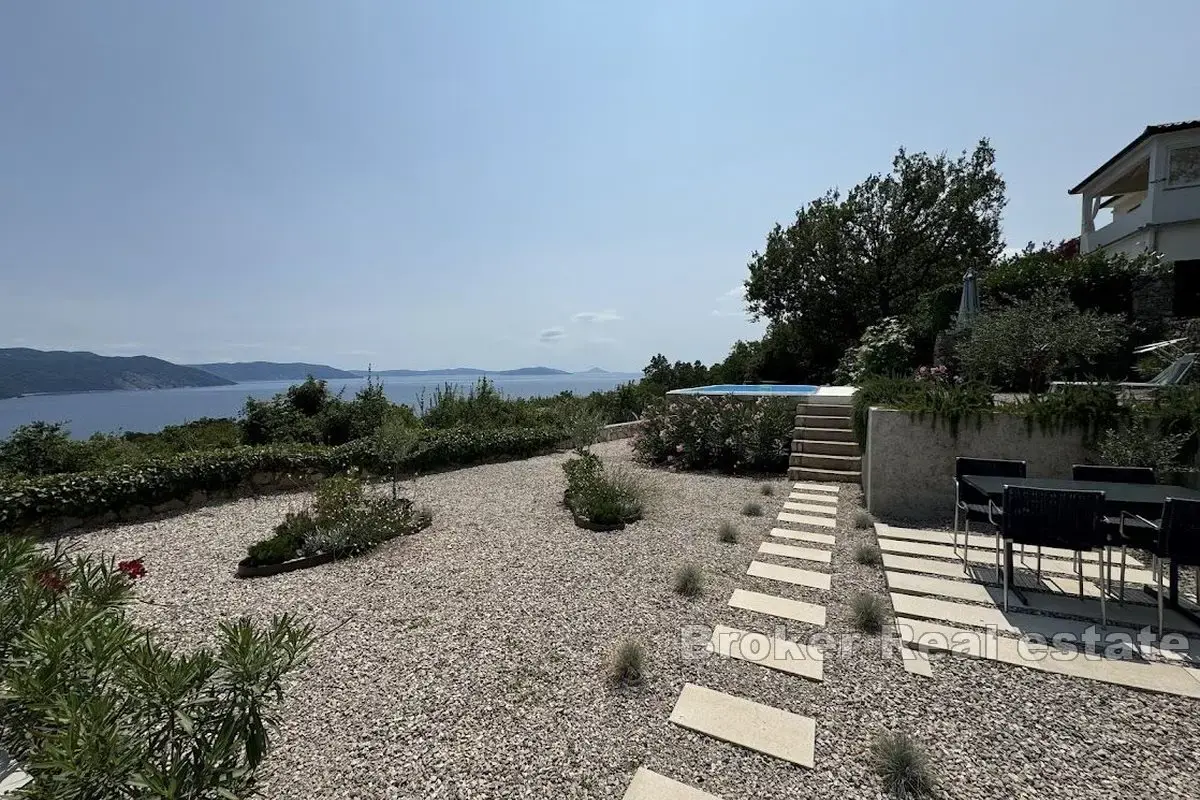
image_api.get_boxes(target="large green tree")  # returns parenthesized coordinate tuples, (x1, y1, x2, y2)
(743, 140, 1006, 381)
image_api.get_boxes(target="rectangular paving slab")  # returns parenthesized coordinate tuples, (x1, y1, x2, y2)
(707, 623, 824, 681)
(783, 501, 837, 516)
(792, 482, 839, 493)
(747, 561, 832, 590)
(886, 570, 1014, 606)
(728, 588, 827, 626)
(623, 768, 723, 800)
(890, 592, 1021, 633)
(669, 683, 816, 768)
(875, 537, 1153, 584)
(788, 492, 839, 505)
(758, 541, 833, 564)
(878, 523, 1144, 566)
(777, 511, 836, 529)
(896, 616, 1200, 699)
(770, 527, 836, 546)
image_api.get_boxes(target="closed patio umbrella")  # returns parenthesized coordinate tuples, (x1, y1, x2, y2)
(956, 270, 980, 330)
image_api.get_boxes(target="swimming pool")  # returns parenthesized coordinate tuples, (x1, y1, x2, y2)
(667, 384, 820, 396)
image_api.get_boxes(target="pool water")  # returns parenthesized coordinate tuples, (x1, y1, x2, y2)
(666, 384, 820, 396)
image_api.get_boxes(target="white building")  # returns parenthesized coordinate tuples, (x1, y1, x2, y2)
(1070, 121, 1200, 317)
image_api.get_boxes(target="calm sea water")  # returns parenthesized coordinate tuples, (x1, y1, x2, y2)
(0, 374, 641, 439)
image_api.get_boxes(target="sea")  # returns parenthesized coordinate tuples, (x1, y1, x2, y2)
(0, 373, 641, 439)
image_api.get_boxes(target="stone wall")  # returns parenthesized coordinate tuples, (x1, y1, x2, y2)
(863, 408, 1091, 522)
(596, 420, 645, 442)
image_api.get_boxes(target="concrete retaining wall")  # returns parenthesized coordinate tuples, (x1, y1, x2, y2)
(863, 408, 1091, 522)
(596, 420, 644, 442)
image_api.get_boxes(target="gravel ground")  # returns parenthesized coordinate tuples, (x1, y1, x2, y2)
(70, 443, 1200, 799)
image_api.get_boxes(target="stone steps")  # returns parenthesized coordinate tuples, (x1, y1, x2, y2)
(788, 452, 861, 471)
(791, 399, 860, 484)
(793, 414, 852, 430)
(790, 438, 859, 456)
(792, 425, 855, 443)
(788, 465, 861, 483)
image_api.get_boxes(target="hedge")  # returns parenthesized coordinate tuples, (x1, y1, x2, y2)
(0, 426, 566, 534)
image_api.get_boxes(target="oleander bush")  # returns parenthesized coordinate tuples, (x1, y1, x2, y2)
(241, 472, 432, 568)
(633, 395, 795, 472)
(0, 536, 313, 795)
(562, 450, 645, 529)
(0, 426, 566, 534)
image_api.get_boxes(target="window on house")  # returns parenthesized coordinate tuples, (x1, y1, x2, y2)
(1175, 260, 1200, 317)
(1167, 146, 1200, 187)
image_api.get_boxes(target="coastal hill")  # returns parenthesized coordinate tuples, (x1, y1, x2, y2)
(0, 348, 235, 399)
(353, 366, 570, 378)
(192, 361, 359, 382)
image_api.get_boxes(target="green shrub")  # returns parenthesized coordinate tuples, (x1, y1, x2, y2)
(242, 472, 431, 567)
(957, 290, 1129, 391)
(1096, 416, 1191, 474)
(673, 563, 704, 597)
(741, 501, 763, 517)
(562, 451, 645, 527)
(1010, 384, 1127, 442)
(870, 729, 936, 798)
(0, 421, 94, 477)
(833, 317, 916, 385)
(718, 521, 740, 543)
(853, 543, 882, 565)
(634, 395, 795, 472)
(850, 592, 887, 634)
(851, 376, 995, 446)
(1151, 386, 1200, 461)
(759, 483, 775, 496)
(0, 536, 312, 794)
(241, 374, 418, 447)
(607, 640, 645, 687)
(853, 509, 873, 529)
(1, 426, 566, 534)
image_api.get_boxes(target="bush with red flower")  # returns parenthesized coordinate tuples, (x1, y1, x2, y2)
(0, 536, 312, 794)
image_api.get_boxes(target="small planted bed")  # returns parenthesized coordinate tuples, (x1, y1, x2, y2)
(238, 471, 432, 578)
(562, 449, 644, 531)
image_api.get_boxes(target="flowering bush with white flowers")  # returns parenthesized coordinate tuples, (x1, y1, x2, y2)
(633, 396, 794, 472)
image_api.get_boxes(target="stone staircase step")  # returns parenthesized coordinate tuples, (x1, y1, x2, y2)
(792, 426, 855, 443)
(793, 415, 852, 430)
(791, 403, 851, 417)
(789, 453, 862, 471)
(788, 466, 861, 483)
(791, 439, 861, 456)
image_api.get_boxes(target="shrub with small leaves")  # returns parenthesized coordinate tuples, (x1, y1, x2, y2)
(759, 483, 775, 496)
(870, 729, 935, 798)
(718, 521, 740, 544)
(853, 543, 882, 566)
(673, 564, 704, 597)
(850, 592, 887, 634)
(607, 640, 646, 687)
(741, 501, 763, 517)
(854, 509, 874, 529)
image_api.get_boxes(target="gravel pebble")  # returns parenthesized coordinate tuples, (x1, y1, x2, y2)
(68, 444, 1200, 798)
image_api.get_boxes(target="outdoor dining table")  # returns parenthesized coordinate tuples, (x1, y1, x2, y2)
(961, 475, 1200, 620)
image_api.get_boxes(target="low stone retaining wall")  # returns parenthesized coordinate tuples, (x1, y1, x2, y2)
(862, 408, 1091, 522)
(596, 420, 645, 442)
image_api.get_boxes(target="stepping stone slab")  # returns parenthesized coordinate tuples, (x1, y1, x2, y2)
(886, 570, 1014, 606)
(777, 511, 835, 529)
(788, 492, 839, 505)
(792, 482, 839, 493)
(878, 524, 1144, 566)
(758, 541, 832, 564)
(890, 592, 1021, 634)
(747, 561, 832, 591)
(897, 616, 1200, 699)
(728, 588, 827, 626)
(623, 768, 723, 800)
(876, 538, 1153, 584)
(707, 624, 824, 681)
(770, 527, 835, 546)
(669, 684, 816, 768)
(783, 501, 837, 516)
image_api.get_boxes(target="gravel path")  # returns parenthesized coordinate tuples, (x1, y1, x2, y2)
(69, 444, 1200, 798)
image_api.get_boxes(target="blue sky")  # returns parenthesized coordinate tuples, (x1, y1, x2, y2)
(2, 1, 1197, 372)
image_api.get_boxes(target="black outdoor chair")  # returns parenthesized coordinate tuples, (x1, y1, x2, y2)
(1073, 464, 1156, 596)
(1120, 497, 1200, 636)
(994, 486, 1107, 620)
(953, 457, 1026, 569)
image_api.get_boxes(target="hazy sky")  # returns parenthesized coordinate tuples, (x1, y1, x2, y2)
(2, 2, 1197, 371)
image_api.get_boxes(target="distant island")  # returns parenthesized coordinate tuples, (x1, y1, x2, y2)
(191, 361, 359, 382)
(0, 348, 235, 399)
(0, 352, 627, 398)
(349, 366, 571, 378)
